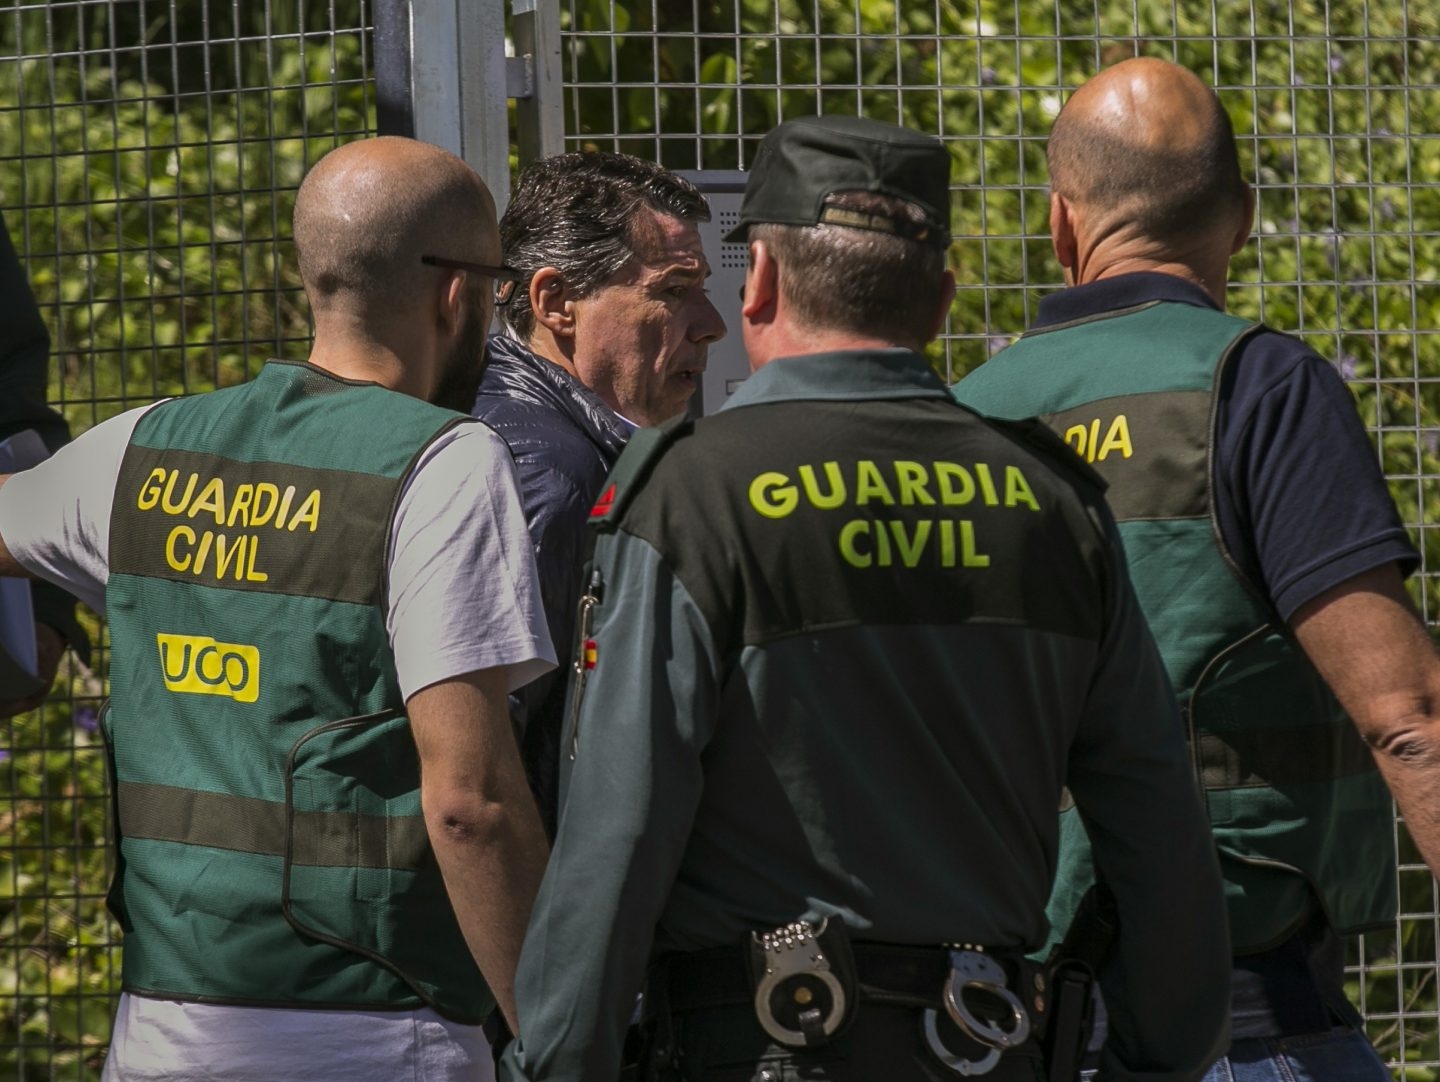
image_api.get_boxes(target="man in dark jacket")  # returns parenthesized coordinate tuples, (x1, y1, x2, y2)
(0, 209, 88, 716)
(472, 153, 726, 833)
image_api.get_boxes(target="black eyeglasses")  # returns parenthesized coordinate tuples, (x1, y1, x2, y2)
(421, 254, 522, 305)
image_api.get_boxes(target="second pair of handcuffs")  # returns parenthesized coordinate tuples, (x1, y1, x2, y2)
(921, 947, 1033, 1076)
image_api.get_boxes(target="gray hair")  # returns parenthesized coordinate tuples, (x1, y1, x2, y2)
(498, 151, 710, 340)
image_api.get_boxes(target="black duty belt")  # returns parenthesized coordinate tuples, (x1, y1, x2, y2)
(662, 940, 1042, 1015)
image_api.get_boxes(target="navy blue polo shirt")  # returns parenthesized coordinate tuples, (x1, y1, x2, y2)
(1025, 272, 1417, 1038)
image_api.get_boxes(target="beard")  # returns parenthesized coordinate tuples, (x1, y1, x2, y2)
(429, 298, 491, 413)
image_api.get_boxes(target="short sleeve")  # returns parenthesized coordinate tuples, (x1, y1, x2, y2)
(0, 403, 158, 613)
(1217, 338, 1417, 621)
(387, 422, 557, 700)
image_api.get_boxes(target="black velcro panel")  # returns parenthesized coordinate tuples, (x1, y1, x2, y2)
(110, 445, 397, 605)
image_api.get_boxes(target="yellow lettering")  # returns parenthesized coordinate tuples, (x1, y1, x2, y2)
(227, 484, 255, 527)
(191, 531, 214, 576)
(1088, 419, 1101, 464)
(839, 519, 871, 568)
(889, 520, 932, 567)
(164, 524, 195, 572)
(1098, 414, 1133, 461)
(959, 520, 990, 567)
(893, 462, 935, 506)
(189, 477, 226, 524)
(251, 483, 279, 527)
(873, 518, 893, 565)
(939, 519, 955, 567)
(974, 464, 999, 506)
(161, 471, 197, 515)
(854, 460, 896, 506)
(137, 467, 167, 511)
(1004, 466, 1040, 511)
(245, 537, 269, 582)
(1063, 423, 1089, 460)
(750, 472, 798, 519)
(287, 490, 321, 533)
(275, 485, 296, 529)
(935, 462, 975, 505)
(797, 463, 846, 509)
(214, 533, 246, 580)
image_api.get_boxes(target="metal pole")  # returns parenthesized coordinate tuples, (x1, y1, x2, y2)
(513, 0, 564, 165)
(405, 0, 512, 212)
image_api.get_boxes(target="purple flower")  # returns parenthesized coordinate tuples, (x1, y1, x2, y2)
(1335, 353, 1360, 379)
(0, 748, 8, 762)
(980, 66, 999, 86)
(1423, 431, 1439, 457)
(987, 334, 1013, 357)
(75, 707, 99, 734)
(1329, 54, 1343, 73)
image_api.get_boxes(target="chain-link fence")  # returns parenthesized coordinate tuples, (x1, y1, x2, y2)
(553, 1, 1440, 1073)
(3, 0, 1439, 1077)
(0, 1, 376, 1075)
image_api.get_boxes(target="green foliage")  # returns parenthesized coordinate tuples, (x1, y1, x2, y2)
(3, 0, 1440, 1075)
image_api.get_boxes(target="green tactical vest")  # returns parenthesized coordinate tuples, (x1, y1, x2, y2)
(957, 301, 1396, 952)
(102, 360, 493, 1021)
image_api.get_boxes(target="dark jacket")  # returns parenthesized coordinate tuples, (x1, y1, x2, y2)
(471, 335, 630, 833)
(0, 212, 87, 664)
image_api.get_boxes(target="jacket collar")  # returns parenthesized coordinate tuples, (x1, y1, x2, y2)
(1033, 272, 1222, 330)
(720, 348, 950, 412)
(478, 335, 631, 458)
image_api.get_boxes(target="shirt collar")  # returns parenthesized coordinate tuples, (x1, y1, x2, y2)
(1033, 272, 1222, 329)
(719, 348, 951, 412)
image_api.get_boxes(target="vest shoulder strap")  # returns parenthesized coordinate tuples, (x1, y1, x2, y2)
(587, 414, 692, 530)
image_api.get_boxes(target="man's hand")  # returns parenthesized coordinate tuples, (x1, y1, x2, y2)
(0, 622, 64, 718)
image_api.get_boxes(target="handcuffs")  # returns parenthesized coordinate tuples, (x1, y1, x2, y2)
(748, 919, 854, 1048)
(921, 947, 1033, 1077)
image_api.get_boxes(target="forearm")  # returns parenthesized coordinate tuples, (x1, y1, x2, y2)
(1363, 708, 1440, 877)
(424, 778, 550, 1031)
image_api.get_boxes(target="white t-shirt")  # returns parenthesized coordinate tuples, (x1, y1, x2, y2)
(0, 399, 555, 1081)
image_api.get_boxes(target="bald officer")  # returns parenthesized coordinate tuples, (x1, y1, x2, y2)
(956, 58, 1440, 1081)
(501, 115, 1229, 1082)
(0, 137, 553, 1082)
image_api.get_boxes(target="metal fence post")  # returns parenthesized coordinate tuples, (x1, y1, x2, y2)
(399, 0, 513, 211)
(512, 0, 565, 166)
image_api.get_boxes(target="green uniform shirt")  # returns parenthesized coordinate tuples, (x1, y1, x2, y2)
(502, 350, 1229, 1082)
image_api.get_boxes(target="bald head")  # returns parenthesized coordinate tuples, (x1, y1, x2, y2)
(1048, 58, 1246, 247)
(294, 137, 498, 319)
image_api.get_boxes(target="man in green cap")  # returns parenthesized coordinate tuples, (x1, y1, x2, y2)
(500, 114, 1230, 1082)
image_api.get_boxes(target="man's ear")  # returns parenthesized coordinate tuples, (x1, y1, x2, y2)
(529, 266, 575, 339)
(740, 241, 778, 322)
(1050, 190, 1079, 276)
(926, 268, 957, 344)
(437, 270, 466, 334)
(1231, 181, 1257, 257)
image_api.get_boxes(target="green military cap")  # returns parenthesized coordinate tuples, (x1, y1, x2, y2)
(724, 115, 952, 248)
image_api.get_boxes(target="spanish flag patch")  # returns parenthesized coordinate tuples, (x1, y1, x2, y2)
(583, 639, 598, 670)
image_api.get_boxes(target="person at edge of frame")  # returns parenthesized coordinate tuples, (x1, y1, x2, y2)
(0, 136, 556, 1082)
(471, 151, 726, 838)
(498, 113, 1231, 1082)
(0, 208, 90, 717)
(954, 57, 1440, 1082)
